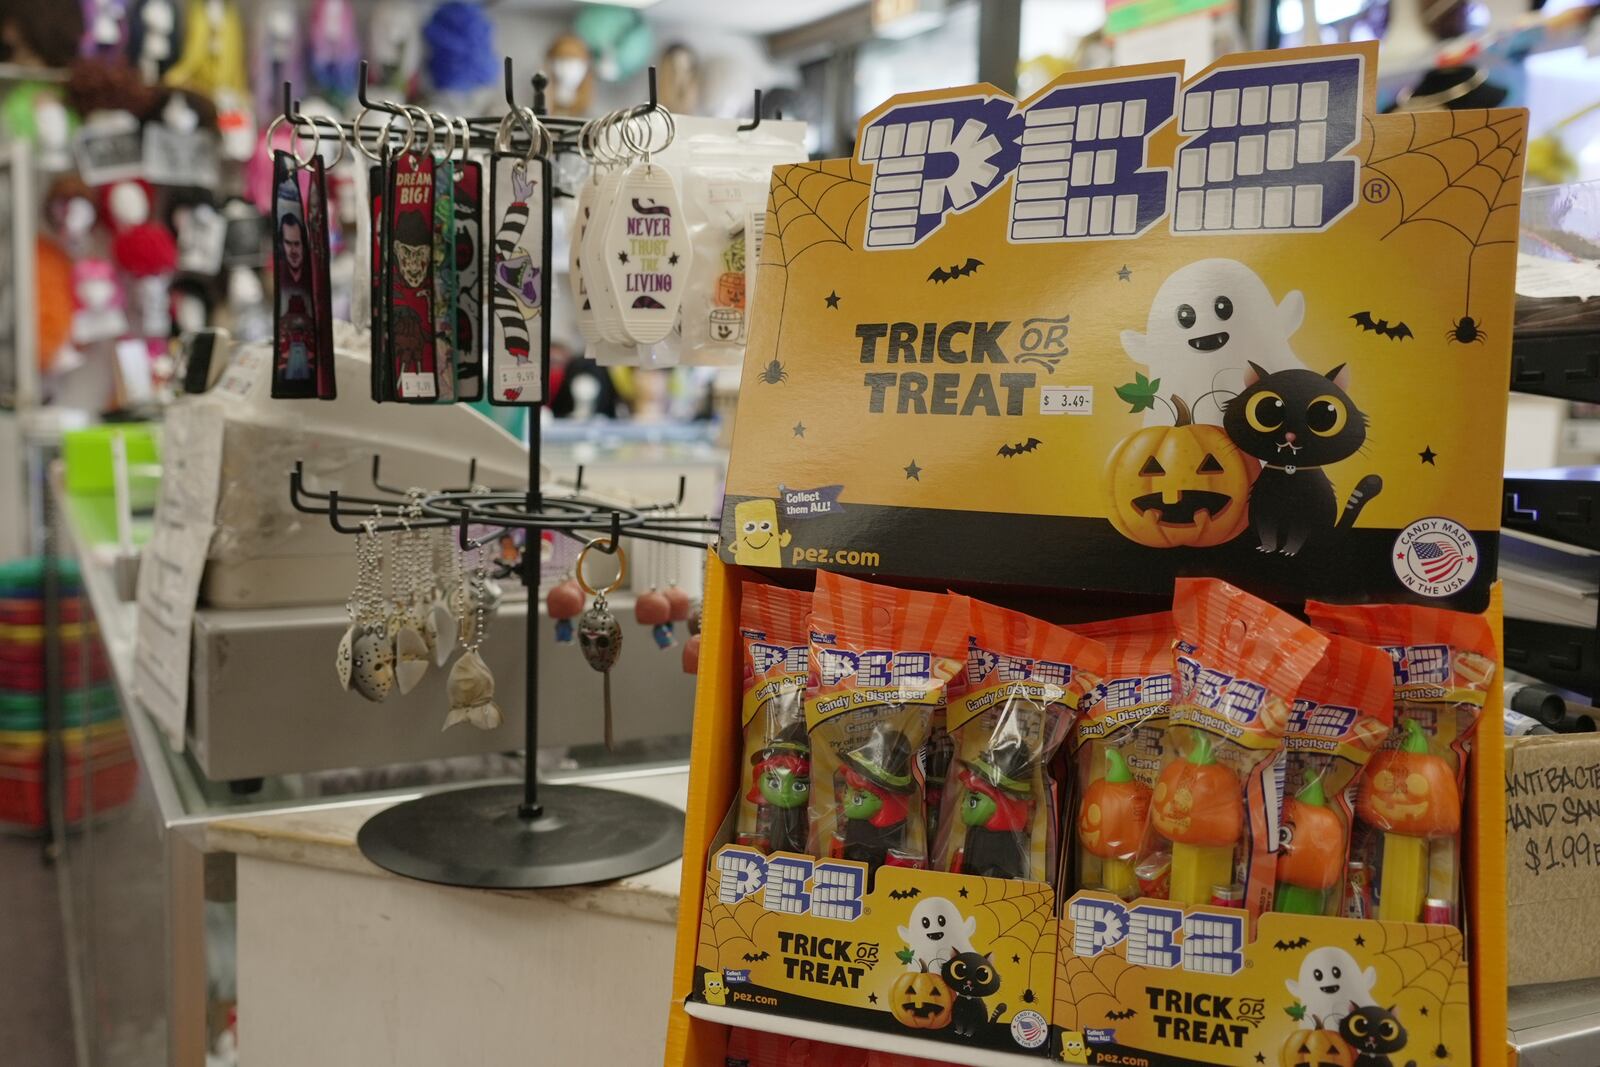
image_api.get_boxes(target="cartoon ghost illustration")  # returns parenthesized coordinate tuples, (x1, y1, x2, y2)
(1285, 946, 1378, 1031)
(702, 972, 728, 1006)
(1060, 1029, 1090, 1064)
(1121, 258, 1307, 426)
(897, 896, 978, 970)
(731, 499, 792, 567)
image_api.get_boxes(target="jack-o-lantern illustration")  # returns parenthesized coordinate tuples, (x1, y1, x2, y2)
(1280, 1026, 1357, 1067)
(890, 966, 952, 1030)
(1077, 747, 1151, 897)
(1105, 395, 1257, 548)
(1151, 733, 1241, 847)
(1275, 776, 1346, 913)
(1356, 718, 1460, 836)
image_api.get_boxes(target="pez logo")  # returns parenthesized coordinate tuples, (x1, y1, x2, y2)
(715, 846, 866, 921)
(750, 642, 808, 676)
(1069, 896, 1245, 975)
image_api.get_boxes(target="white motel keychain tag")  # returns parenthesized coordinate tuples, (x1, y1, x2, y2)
(605, 162, 691, 346)
(582, 168, 628, 343)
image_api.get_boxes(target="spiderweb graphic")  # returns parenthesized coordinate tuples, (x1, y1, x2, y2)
(698, 891, 785, 973)
(956, 879, 1060, 999)
(1054, 939, 1146, 1032)
(1362, 922, 1471, 1058)
(1362, 110, 1526, 316)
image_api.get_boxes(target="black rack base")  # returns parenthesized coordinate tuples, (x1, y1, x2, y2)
(357, 782, 685, 889)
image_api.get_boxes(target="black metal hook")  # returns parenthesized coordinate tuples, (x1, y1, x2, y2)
(371, 455, 406, 496)
(281, 80, 297, 123)
(628, 66, 659, 118)
(357, 59, 405, 116)
(531, 72, 548, 117)
(738, 89, 762, 132)
(574, 465, 585, 493)
(503, 56, 518, 112)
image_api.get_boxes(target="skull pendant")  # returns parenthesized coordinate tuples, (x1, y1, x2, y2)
(351, 629, 395, 702)
(578, 603, 622, 672)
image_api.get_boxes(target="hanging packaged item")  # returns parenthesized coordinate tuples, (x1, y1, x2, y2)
(486, 111, 549, 405)
(1138, 580, 1327, 918)
(1273, 633, 1394, 917)
(1306, 601, 1496, 926)
(805, 573, 966, 872)
(1069, 612, 1175, 900)
(674, 130, 806, 365)
(735, 582, 813, 855)
(932, 599, 1102, 884)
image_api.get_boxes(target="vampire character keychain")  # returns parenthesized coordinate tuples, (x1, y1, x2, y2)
(575, 535, 626, 750)
(487, 105, 551, 405)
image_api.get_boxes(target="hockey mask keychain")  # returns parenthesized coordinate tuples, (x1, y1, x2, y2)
(487, 105, 551, 405)
(349, 520, 396, 702)
(445, 544, 503, 731)
(576, 536, 626, 750)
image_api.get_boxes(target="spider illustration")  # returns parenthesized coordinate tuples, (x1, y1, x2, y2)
(1447, 316, 1485, 344)
(758, 358, 789, 384)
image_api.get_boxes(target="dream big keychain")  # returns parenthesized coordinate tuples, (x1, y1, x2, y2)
(575, 535, 627, 750)
(486, 105, 552, 405)
(386, 106, 440, 402)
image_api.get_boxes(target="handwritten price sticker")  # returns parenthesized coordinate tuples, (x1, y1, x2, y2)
(1523, 831, 1600, 876)
(1041, 386, 1093, 415)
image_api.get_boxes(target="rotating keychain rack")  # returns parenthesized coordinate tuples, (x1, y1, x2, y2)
(279, 59, 722, 889)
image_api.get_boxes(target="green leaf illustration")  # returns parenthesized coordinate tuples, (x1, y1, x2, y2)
(1115, 373, 1162, 414)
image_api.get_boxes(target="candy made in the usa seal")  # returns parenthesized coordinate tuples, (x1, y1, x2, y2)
(1393, 517, 1478, 598)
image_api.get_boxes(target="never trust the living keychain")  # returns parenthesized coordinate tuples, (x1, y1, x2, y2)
(486, 105, 551, 405)
(575, 536, 626, 750)
(602, 105, 690, 347)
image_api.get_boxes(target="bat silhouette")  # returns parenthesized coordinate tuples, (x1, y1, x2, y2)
(887, 887, 922, 900)
(1350, 311, 1413, 340)
(1106, 1008, 1138, 1020)
(928, 258, 984, 283)
(1273, 937, 1312, 951)
(742, 951, 771, 962)
(998, 438, 1042, 458)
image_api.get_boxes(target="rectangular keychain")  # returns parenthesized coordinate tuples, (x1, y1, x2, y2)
(369, 150, 390, 401)
(386, 149, 438, 401)
(486, 144, 548, 405)
(304, 153, 337, 399)
(452, 157, 485, 401)
(432, 157, 456, 402)
(270, 149, 318, 399)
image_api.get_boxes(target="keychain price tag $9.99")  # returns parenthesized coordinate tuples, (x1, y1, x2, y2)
(602, 109, 690, 346)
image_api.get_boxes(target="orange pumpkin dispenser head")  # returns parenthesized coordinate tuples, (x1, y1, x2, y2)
(1077, 748, 1151, 898)
(1274, 776, 1346, 914)
(1152, 732, 1243, 903)
(1357, 718, 1460, 922)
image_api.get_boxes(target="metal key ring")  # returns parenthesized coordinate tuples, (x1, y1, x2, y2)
(455, 115, 472, 163)
(353, 106, 414, 160)
(495, 105, 549, 160)
(303, 111, 349, 169)
(264, 113, 321, 168)
(404, 105, 436, 157)
(574, 536, 627, 596)
(431, 110, 454, 162)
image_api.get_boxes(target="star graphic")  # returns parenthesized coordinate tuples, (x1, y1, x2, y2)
(958, 887, 968, 898)
(867, 993, 878, 1005)
(1012, 954, 1021, 964)
(668, 252, 679, 266)
(1419, 445, 1437, 464)
(1255, 1054, 1266, 1064)
(904, 459, 922, 481)
(617, 251, 629, 264)
(793, 422, 806, 438)
(1353, 934, 1365, 947)
(825, 290, 841, 309)
(1117, 265, 1132, 282)
(1395, 553, 1405, 560)
(1420, 1006, 1429, 1016)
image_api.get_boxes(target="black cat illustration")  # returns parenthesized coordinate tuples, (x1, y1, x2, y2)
(1339, 1003, 1416, 1067)
(940, 951, 1005, 1038)
(1222, 362, 1382, 556)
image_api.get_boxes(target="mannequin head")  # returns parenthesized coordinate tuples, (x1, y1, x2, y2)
(0, 3, 86, 68)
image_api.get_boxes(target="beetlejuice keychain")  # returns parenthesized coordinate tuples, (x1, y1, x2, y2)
(486, 106, 551, 405)
(349, 520, 396, 703)
(602, 106, 691, 346)
(575, 536, 626, 751)
(444, 544, 504, 731)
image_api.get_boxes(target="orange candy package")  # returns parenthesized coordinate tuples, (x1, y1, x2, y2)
(1306, 601, 1496, 926)
(1272, 633, 1395, 917)
(1069, 612, 1177, 900)
(1137, 579, 1327, 918)
(735, 582, 815, 856)
(805, 573, 967, 872)
(932, 598, 1104, 884)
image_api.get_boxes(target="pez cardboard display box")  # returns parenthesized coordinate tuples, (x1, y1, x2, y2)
(665, 39, 1519, 1067)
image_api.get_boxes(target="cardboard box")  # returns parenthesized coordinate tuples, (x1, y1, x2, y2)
(1505, 733, 1600, 987)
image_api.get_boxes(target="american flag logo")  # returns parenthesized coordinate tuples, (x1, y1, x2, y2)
(1011, 1010, 1048, 1048)
(1412, 539, 1465, 582)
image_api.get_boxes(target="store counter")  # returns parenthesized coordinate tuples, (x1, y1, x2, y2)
(207, 768, 686, 1066)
